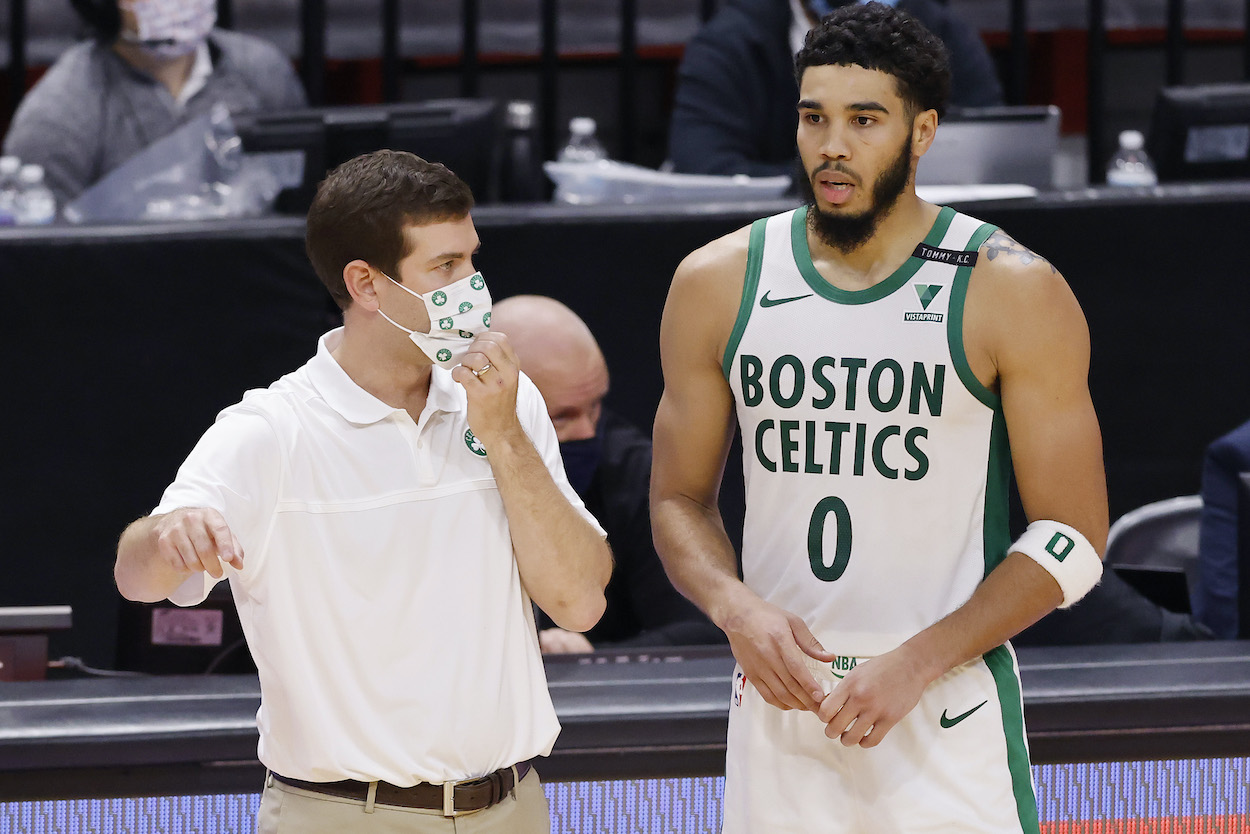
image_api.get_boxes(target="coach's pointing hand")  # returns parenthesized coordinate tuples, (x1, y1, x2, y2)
(151, 507, 244, 580)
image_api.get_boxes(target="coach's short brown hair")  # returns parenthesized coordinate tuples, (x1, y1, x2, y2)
(305, 150, 475, 310)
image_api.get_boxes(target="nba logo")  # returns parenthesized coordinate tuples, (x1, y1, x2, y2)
(733, 669, 747, 707)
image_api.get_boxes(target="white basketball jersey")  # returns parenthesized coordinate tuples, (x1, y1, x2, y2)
(726, 205, 1007, 657)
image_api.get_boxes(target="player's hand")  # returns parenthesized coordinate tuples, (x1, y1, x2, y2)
(538, 627, 595, 654)
(451, 331, 522, 449)
(722, 590, 837, 712)
(150, 507, 243, 580)
(816, 644, 929, 747)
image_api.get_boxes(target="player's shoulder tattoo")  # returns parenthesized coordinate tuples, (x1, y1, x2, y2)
(981, 229, 1057, 274)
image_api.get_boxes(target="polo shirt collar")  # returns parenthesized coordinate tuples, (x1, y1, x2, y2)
(308, 329, 465, 425)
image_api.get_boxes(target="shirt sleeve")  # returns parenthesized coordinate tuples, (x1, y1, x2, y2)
(516, 373, 607, 539)
(2, 51, 102, 204)
(153, 405, 282, 605)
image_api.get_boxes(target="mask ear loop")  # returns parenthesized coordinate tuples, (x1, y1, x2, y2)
(375, 308, 415, 335)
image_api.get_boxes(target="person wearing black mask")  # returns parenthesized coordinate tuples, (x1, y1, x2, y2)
(668, 0, 1002, 182)
(492, 295, 724, 653)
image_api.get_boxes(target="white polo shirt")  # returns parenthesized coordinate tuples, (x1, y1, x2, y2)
(154, 328, 603, 785)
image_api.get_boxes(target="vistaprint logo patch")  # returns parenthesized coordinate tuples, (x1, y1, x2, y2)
(904, 283, 944, 322)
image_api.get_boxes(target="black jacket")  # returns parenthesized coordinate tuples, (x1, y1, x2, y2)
(538, 410, 725, 648)
(668, 0, 1004, 177)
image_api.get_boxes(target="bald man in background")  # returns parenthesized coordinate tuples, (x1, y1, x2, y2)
(492, 295, 724, 653)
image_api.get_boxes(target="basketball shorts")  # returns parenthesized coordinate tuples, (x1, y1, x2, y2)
(722, 644, 1040, 834)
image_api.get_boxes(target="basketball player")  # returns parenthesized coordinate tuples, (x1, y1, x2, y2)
(650, 5, 1107, 832)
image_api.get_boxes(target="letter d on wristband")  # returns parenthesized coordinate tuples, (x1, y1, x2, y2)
(1009, 520, 1102, 609)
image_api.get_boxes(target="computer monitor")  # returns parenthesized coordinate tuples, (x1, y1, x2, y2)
(234, 99, 504, 213)
(1147, 82, 1250, 182)
(916, 105, 1061, 189)
(230, 110, 326, 214)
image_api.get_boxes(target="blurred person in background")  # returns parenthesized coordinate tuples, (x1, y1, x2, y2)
(492, 295, 725, 653)
(1194, 418, 1250, 639)
(668, 0, 1002, 181)
(3, 0, 306, 204)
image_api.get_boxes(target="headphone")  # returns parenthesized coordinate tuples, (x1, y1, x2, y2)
(67, 0, 121, 42)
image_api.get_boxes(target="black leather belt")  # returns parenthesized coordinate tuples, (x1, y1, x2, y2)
(271, 760, 533, 817)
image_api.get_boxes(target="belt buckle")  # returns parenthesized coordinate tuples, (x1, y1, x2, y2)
(442, 780, 461, 817)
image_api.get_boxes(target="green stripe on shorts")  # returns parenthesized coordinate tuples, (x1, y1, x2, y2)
(985, 645, 1040, 834)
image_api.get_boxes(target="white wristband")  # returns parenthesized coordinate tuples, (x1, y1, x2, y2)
(1010, 520, 1102, 609)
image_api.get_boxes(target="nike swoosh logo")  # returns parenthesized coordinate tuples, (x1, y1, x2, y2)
(760, 291, 813, 308)
(940, 700, 988, 729)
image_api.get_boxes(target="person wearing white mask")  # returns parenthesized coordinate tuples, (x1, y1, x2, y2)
(4, 0, 306, 204)
(668, 0, 1002, 182)
(114, 149, 612, 832)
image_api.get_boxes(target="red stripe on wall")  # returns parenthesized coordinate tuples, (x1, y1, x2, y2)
(1042, 817, 1250, 834)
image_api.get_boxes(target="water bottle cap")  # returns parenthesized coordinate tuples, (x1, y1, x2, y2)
(18, 163, 44, 184)
(1119, 130, 1145, 151)
(506, 101, 535, 130)
(569, 117, 597, 136)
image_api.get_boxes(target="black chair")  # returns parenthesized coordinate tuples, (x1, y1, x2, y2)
(1104, 495, 1203, 613)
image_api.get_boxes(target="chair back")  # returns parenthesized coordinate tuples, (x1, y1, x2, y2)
(1105, 495, 1203, 611)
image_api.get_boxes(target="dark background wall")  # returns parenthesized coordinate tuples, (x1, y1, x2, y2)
(3, 187, 1248, 668)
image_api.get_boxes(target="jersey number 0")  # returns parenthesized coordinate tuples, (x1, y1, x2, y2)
(808, 496, 852, 581)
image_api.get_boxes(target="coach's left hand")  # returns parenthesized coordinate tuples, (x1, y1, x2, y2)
(453, 331, 522, 448)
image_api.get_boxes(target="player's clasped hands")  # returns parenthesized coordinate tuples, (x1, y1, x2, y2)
(722, 590, 838, 712)
(816, 646, 930, 748)
(151, 507, 243, 579)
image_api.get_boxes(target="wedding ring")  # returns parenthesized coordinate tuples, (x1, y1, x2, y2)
(472, 363, 492, 379)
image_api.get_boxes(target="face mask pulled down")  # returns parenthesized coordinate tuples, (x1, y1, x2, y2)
(377, 270, 492, 370)
(120, 0, 216, 59)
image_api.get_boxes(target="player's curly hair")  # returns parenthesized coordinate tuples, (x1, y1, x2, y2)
(794, 2, 952, 121)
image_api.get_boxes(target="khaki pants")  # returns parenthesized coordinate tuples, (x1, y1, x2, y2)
(256, 769, 551, 834)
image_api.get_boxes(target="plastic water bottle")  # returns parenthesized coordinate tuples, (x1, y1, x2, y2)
(557, 117, 607, 163)
(15, 164, 56, 225)
(501, 101, 544, 202)
(1105, 130, 1158, 187)
(0, 156, 21, 225)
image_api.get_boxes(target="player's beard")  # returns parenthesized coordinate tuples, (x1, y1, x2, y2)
(801, 133, 913, 254)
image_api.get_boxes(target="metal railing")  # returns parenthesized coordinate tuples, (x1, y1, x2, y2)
(6, 0, 1250, 183)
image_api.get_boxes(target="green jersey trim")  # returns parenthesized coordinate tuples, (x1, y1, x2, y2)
(985, 645, 1042, 834)
(722, 217, 769, 380)
(983, 406, 1013, 578)
(946, 221, 1001, 409)
(789, 205, 956, 305)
